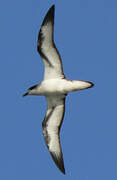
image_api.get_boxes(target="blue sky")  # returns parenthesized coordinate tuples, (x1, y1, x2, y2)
(0, 0, 117, 179)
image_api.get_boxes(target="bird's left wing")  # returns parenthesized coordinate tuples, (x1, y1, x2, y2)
(37, 5, 65, 80)
(42, 95, 66, 174)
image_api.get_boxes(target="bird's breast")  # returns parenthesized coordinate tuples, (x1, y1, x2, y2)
(39, 79, 66, 95)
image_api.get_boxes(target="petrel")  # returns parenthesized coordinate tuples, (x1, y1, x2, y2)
(23, 5, 94, 174)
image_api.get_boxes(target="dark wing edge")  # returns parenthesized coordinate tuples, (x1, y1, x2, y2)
(50, 150, 65, 174)
(42, 98, 66, 174)
(37, 5, 65, 79)
(37, 5, 55, 66)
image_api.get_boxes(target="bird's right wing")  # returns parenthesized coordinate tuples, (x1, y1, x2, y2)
(42, 95, 66, 174)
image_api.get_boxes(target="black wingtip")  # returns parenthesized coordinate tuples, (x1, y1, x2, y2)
(48, 4, 55, 15)
(41, 4, 55, 26)
(37, 4, 55, 57)
(51, 4, 55, 9)
(50, 152, 66, 175)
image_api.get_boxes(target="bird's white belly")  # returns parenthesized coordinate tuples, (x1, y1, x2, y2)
(39, 79, 66, 95)
(36, 78, 92, 96)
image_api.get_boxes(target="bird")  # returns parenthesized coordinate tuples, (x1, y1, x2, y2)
(23, 4, 94, 174)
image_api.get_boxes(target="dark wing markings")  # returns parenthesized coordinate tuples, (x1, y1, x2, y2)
(37, 5, 55, 67)
(42, 97, 66, 174)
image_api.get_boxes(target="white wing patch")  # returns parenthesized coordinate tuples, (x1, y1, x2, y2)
(37, 5, 65, 80)
(42, 95, 66, 174)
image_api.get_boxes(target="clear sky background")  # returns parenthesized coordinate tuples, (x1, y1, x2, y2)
(0, 0, 117, 179)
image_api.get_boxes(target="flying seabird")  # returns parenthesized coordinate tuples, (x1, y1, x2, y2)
(23, 5, 94, 174)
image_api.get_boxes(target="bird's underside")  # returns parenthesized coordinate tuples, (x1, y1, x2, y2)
(23, 4, 94, 175)
(42, 95, 66, 174)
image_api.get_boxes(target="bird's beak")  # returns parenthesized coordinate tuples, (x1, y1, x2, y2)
(22, 92, 28, 97)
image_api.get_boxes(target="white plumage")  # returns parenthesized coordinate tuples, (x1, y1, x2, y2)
(23, 5, 94, 174)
